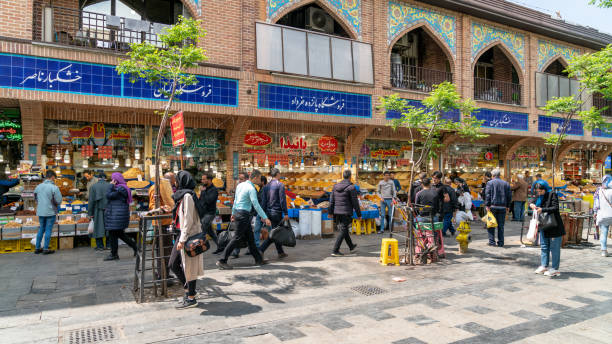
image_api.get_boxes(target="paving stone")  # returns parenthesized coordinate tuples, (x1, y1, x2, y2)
(320, 317, 354, 331)
(568, 296, 596, 305)
(540, 302, 571, 312)
(392, 337, 427, 344)
(405, 315, 439, 326)
(501, 285, 521, 292)
(455, 322, 494, 335)
(591, 290, 612, 298)
(510, 310, 544, 321)
(464, 306, 494, 314)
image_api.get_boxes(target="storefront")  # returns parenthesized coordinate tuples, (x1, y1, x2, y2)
(509, 146, 549, 176)
(357, 139, 421, 191)
(0, 108, 23, 175)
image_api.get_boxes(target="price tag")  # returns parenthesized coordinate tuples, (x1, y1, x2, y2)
(10, 206, 16, 211)
(137, 175, 143, 182)
(63, 182, 68, 186)
(15, 218, 22, 224)
(66, 207, 72, 212)
(80, 213, 87, 218)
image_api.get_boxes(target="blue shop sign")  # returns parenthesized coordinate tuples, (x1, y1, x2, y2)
(0, 53, 238, 107)
(258, 83, 371, 118)
(475, 109, 528, 131)
(592, 127, 612, 138)
(606, 156, 611, 170)
(538, 115, 583, 136)
(385, 99, 460, 122)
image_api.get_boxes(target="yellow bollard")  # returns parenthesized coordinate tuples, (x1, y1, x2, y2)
(455, 221, 471, 254)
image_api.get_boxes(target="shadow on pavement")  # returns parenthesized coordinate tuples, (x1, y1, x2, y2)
(199, 300, 262, 317)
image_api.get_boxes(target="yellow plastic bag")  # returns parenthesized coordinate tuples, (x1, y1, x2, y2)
(481, 211, 498, 228)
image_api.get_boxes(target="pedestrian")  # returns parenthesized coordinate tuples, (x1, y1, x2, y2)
(251, 175, 268, 251)
(414, 177, 439, 222)
(104, 172, 137, 261)
(390, 171, 401, 192)
(225, 171, 248, 259)
(82, 170, 98, 199)
(88, 173, 110, 251)
(531, 183, 565, 277)
(432, 172, 457, 236)
(34, 170, 62, 254)
(197, 171, 220, 253)
(170, 170, 205, 309)
(217, 169, 271, 270)
(511, 174, 528, 222)
(454, 178, 473, 223)
(259, 168, 290, 259)
(480, 171, 492, 201)
(148, 172, 175, 280)
(329, 169, 361, 256)
(524, 170, 533, 187)
(409, 172, 427, 205)
(485, 169, 512, 247)
(377, 171, 397, 233)
(531, 173, 550, 198)
(594, 175, 612, 257)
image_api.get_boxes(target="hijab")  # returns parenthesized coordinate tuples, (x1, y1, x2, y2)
(111, 172, 132, 204)
(171, 170, 205, 219)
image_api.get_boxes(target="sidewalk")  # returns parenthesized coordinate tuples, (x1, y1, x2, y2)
(1, 222, 611, 344)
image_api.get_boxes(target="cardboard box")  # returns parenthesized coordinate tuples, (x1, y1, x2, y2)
(21, 225, 39, 239)
(1, 226, 22, 240)
(59, 237, 74, 250)
(322, 220, 334, 235)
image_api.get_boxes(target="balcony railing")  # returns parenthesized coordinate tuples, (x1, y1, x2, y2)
(255, 22, 373, 84)
(474, 77, 522, 105)
(594, 93, 612, 117)
(390, 64, 452, 92)
(33, 6, 171, 52)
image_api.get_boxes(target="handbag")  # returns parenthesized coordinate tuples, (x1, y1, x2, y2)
(526, 210, 539, 242)
(184, 231, 210, 257)
(269, 220, 296, 247)
(217, 221, 248, 249)
(538, 193, 558, 233)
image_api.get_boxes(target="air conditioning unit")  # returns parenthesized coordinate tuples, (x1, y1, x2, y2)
(306, 7, 334, 34)
(397, 33, 418, 59)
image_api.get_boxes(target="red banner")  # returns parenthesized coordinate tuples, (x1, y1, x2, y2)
(318, 136, 338, 155)
(98, 146, 113, 159)
(81, 145, 93, 158)
(170, 111, 186, 147)
(244, 132, 272, 146)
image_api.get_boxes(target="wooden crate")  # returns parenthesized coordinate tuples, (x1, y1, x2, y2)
(59, 237, 74, 250)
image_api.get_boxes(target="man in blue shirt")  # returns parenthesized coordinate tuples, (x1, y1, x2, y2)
(259, 168, 290, 259)
(485, 169, 512, 247)
(34, 170, 63, 254)
(217, 169, 271, 269)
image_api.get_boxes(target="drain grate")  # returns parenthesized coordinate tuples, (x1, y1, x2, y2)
(351, 285, 387, 296)
(65, 326, 116, 344)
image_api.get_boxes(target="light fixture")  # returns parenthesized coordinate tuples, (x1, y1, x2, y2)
(125, 157, 132, 167)
(134, 148, 141, 160)
(0, 152, 4, 163)
(289, 161, 293, 171)
(387, 159, 392, 169)
(114, 158, 119, 167)
(429, 158, 434, 169)
(41, 155, 48, 167)
(132, 159, 139, 168)
(313, 159, 317, 166)
(55, 149, 61, 160)
(63, 149, 70, 164)
(55, 166, 61, 175)
(102, 158, 108, 165)
(300, 157, 305, 170)
(4, 164, 10, 175)
(264, 156, 269, 168)
(82, 159, 88, 169)
(173, 162, 179, 173)
(358, 161, 363, 169)
(328, 164, 333, 173)
(254, 159, 259, 169)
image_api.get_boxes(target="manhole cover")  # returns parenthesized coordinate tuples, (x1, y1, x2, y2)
(64, 326, 116, 344)
(351, 285, 387, 296)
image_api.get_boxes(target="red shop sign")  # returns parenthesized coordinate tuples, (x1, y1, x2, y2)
(63, 123, 105, 142)
(170, 111, 186, 147)
(244, 132, 272, 147)
(371, 149, 400, 159)
(318, 136, 338, 155)
(279, 136, 307, 151)
(247, 149, 266, 154)
(484, 151, 494, 161)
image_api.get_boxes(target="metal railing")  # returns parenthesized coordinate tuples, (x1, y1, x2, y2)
(390, 64, 452, 92)
(33, 5, 170, 52)
(593, 93, 612, 117)
(474, 77, 522, 105)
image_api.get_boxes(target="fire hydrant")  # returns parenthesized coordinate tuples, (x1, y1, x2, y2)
(456, 221, 471, 254)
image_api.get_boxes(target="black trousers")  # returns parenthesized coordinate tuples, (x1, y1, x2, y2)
(259, 214, 284, 255)
(221, 211, 263, 263)
(108, 229, 137, 257)
(333, 214, 355, 253)
(169, 241, 196, 296)
(201, 213, 218, 245)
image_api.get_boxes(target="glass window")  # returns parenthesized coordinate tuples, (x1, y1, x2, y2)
(352, 41, 373, 84)
(256, 23, 283, 72)
(547, 74, 559, 100)
(116, 0, 142, 20)
(331, 37, 353, 81)
(559, 77, 570, 98)
(282, 29, 307, 75)
(536, 72, 547, 107)
(307, 33, 331, 79)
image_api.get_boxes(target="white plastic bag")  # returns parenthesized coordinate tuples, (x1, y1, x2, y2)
(88, 220, 94, 234)
(526, 211, 539, 242)
(30, 233, 43, 246)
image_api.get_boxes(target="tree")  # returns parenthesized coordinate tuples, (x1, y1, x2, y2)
(379, 81, 487, 264)
(116, 15, 207, 208)
(589, 0, 612, 7)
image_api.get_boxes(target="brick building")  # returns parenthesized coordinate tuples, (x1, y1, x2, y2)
(1, 0, 611, 186)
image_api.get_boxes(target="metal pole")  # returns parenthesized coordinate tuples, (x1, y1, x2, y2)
(180, 146, 184, 170)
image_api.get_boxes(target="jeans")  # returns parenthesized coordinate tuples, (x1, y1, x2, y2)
(540, 231, 562, 270)
(108, 229, 137, 257)
(252, 215, 262, 248)
(169, 241, 196, 296)
(380, 199, 393, 232)
(487, 208, 506, 247)
(221, 210, 263, 264)
(259, 214, 284, 255)
(601, 225, 609, 251)
(333, 214, 355, 252)
(442, 212, 455, 235)
(95, 238, 105, 249)
(201, 214, 218, 246)
(513, 201, 525, 221)
(36, 215, 55, 250)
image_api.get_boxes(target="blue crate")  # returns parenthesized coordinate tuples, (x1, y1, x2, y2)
(473, 200, 484, 208)
(353, 210, 378, 219)
(288, 208, 300, 218)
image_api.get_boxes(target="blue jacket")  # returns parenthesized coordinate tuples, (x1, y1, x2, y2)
(485, 178, 512, 209)
(104, 185, 130, 231)
(262, 179, 288, 217)
(34, 179, 62, 217)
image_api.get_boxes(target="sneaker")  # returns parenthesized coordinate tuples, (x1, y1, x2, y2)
(544, 269, 561, 277)
(103, 255, 119, 261)
(175, 298, 198, 309)
(534, 266, 548, 274)
(216, 260, 233, 270)
(278, 253, 288, 259)
(377, 231, 384, 234)
(350, 244, 358, 253)
(34, 249, 42, 254)
(42, 250, 55, 255)
(602, 250, 609, 257)
(331, 252, 344, 257)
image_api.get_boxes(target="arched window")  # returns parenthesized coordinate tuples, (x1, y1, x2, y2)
(80, 0, 186, 25)
(543, 59, 569, 77)
(473, 45, 522, 105)
(276, 3, 349, 38)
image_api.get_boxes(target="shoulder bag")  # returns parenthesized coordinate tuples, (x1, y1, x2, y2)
(538, 192, 558, 233)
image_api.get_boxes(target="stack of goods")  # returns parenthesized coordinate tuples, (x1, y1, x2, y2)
(21, 218, 39, 238)
(1, 221, 22, 240)
(76, 217, 90, 235)
(55, 177, 74, 196)
(123, 167, 145, 180)
(284, 172, 340, 199)
(58, 218, 76, 236)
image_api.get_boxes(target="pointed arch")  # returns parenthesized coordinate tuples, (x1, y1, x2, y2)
(541, 55, 569, 72)
(472, 41, 525, 81)
(388, 22, 456, 64)
(268, 0, 359, 40)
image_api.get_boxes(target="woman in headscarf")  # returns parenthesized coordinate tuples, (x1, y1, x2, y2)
(104, 172, 137, 261)
(530, 183, 565, 277)
(170, 170, 205, 309)
(594, 175, 612, 257)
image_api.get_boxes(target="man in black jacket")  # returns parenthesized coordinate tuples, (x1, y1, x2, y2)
(198, 172, 220, 253)
(414, 177, 439, 221)
(329, 170, 361, 256)
(410, 172, 427, 205)
(259, 168, 289, 259)
(432, 171, 458, 236)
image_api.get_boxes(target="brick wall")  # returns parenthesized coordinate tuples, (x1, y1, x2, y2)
(201, 0, 242, 68)
(420, 30, 450, 72)
(0, 0, 33, 40)
(492, 46, 514, 84)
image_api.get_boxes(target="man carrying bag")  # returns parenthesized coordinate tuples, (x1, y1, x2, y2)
(329, 170, 361, 256)
(259, 168, 291, 259)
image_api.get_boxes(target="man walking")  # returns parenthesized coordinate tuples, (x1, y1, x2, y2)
(34, 170, 62, 254)
(259, 168, 290, 259)
(511, 174, 528, 221)
(485, 169, 512, 247)
(82, 170, 98, 199)
(89, 173, 110, 251)
(198, 171, 220, 253)
(414, 178, 439, 222)
(377, 171, 397, 233)
(410, 172, 427, 205)
(329, 170, 361, 256)
(440, 176, 458, 236)
(217, 170, 271, 269)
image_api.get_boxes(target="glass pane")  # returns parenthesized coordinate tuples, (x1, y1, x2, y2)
(547, 74, 559, 101)
(558, 77, 570, 98)
(117, 0, 143, 20)
(570, 79, 580, 99)
(83, 0, 111, 14)
(282, 29, 307, 75)
(536, 72, 547, 107)
(307, 33, 331, 79)
(352, 41, 373, 84)
(331, 37, 353, 81)
(256, 23, 283, 72)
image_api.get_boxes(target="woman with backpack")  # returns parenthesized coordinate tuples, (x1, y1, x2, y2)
(530, 183, 565, 277)
(594, 175, 612, 257)
(170, 171, 205, 309)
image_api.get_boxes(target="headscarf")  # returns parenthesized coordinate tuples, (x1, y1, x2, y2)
(111, 172, 132, 204)
(171, 170, 204, 219)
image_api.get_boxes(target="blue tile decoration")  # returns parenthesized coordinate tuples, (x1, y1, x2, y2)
(385, 99, 459, 122)
(388, 1, 456, 56)
(258, 83, 371, 118)
(537, 40, 580, 71)
(0, 53, 238, 107)
(472, 22, 525, 69)
(267, 0, 361, 37)
(593, 127, 612, 138)
(538, 115, 583, 136)
(475, 108, 528, 131)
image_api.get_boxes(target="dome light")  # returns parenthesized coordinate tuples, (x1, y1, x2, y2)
(63, 150, 70, 164)
(134, 148, 141, 160)
(82, 159, 88, 169)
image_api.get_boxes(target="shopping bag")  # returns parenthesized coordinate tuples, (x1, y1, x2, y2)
(526, 212, 539, 242)
(481, 211, 498, 228)
(269, 221, 297, 247)
(88, 220, 94, 235)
